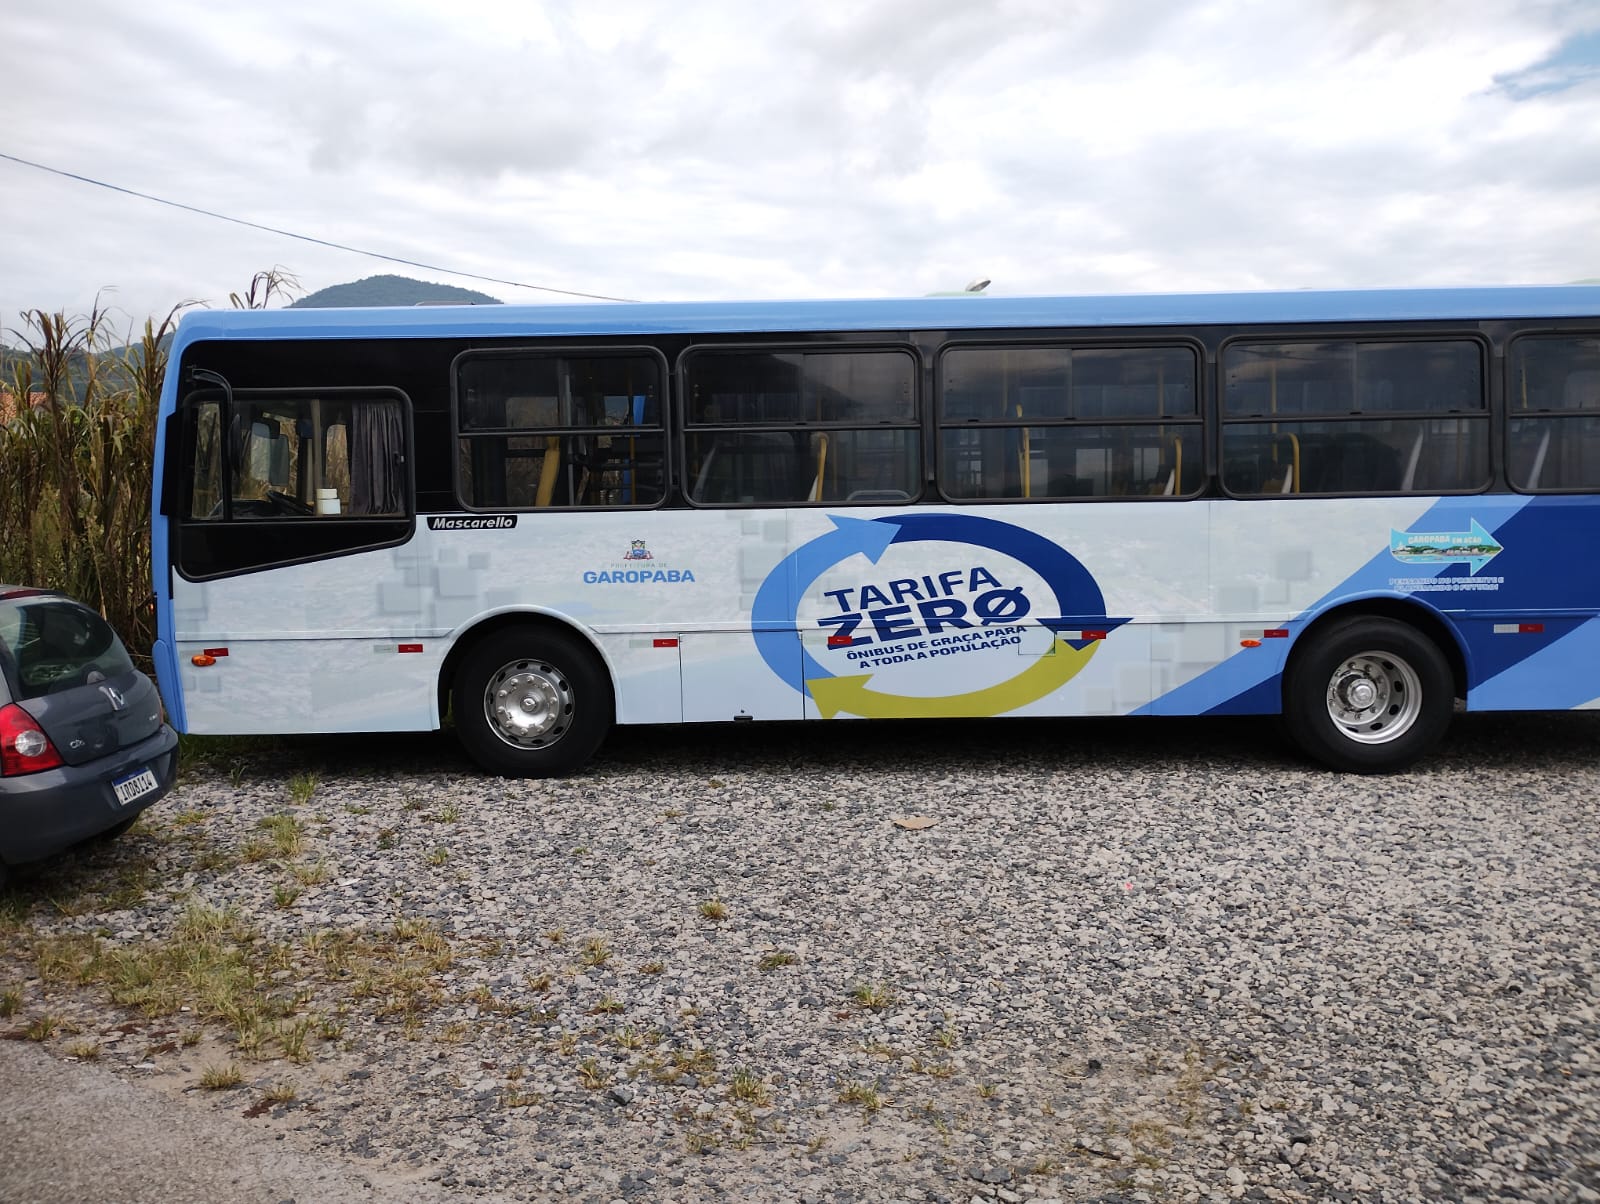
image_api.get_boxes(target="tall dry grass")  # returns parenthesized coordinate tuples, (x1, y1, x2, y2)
(0, 302, 178, 658)
(0, 271, 296, 658)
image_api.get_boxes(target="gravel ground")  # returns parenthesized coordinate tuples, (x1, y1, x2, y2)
(2, 712, 1598, 1204)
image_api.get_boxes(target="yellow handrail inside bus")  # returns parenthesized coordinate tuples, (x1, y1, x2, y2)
(1282, 432, 1300, 493)
(535, 436, 561, 507)
(810, 433, 829, 502)
(1172, 435, 1183, 495)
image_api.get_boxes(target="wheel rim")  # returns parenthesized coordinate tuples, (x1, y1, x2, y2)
(483, 658, 574, 750)
(1324, 650, 1423, 745)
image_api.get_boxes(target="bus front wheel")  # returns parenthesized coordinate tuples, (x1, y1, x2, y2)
(453, 628, 613, 777)
(1283, 618, 1452, 774)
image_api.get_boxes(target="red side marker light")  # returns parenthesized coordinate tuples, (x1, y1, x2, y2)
(1263, 628, 1288, 639)
(1520, 623, 1544, 634)
(398, 644, 423, 654)
(202, 647, 229, 657)
(653, 638, 679, 649)
(827, 634, 853, 647)
(1081, 630, 1108, 641)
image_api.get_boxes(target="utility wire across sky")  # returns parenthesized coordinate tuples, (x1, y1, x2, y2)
(0, 151, 636, 303)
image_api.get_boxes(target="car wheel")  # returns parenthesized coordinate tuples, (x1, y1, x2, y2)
(452, 628, 612, 777)
(1283, 618, 1453, 773)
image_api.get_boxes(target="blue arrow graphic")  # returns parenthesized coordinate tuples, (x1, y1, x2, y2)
(880, 513, 1126, 649)
(1389, 518, 1503, 575)
(753, 516, 901, 691)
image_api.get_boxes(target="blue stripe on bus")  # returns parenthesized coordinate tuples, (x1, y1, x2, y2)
(1138, 495, 1535, 717)
(1469, 615, 1600, 710)
(164, 286, 1600, 349)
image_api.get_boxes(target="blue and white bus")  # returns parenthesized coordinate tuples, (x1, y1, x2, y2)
(150, 287, 1600, 775)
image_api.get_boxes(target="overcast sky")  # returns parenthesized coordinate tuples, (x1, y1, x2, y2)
(5, 0, 1598, 332)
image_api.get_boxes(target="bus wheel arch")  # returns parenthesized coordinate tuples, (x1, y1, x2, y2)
(1281, 600, 1463, 774)
(442, 616, 615, 777)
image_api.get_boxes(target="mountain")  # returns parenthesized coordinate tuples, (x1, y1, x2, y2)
(290, 275, 502, 308)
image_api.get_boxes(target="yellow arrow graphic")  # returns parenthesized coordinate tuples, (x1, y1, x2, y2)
(807, 637, 1100, 719)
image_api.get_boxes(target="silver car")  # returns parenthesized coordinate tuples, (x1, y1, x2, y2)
(0, 586, 178, 885)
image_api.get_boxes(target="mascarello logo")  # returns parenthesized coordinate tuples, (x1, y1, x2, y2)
(753, 513, 1125, 718)
(428, 514, 517, 531)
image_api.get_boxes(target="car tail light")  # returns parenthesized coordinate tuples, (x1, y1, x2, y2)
(0, 703, 63, 776)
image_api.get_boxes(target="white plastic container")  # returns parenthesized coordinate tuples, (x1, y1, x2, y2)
(316, 487, 341, 515)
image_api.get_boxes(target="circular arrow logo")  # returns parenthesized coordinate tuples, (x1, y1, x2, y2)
(752, 513, 1124, 718)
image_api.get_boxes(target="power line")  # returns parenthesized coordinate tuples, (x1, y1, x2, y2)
(0, 150, 636, 303)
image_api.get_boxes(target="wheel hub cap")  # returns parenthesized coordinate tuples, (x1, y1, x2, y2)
(484, 660, 572, 749)
(1324, 651, 1423, 746)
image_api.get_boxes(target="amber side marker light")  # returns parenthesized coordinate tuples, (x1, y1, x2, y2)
(191, 654, 216, 667)
(1239, 638, 1263, 648)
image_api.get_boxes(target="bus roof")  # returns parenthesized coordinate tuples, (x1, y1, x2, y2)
(170, 285, 1600, 346)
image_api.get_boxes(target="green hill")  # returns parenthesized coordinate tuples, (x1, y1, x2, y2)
(290, 275, 502, 308)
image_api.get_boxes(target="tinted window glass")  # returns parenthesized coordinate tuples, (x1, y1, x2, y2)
(940, 346, 1196, 422)
(175, 386, 414, 579)
(686, 429, 918, 504)
(936, 344, 1199, 501)
(681, 348, 920, 507)
(459, 433, 666, 507)
(457, 354, 662, 430)
(0, 599, 134, 700)
(942, 424, 1200, 499)
(1224, 341, 1483, 416)
(454, 351, 665, 509)
(1222, 419, 1488, 495)
(1508, 337, 1600, 491)
(186, 393, 407, 520)
(686, 350, 914, 427)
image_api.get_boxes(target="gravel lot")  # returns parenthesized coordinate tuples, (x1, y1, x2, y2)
(2, 711, 1598, 1204)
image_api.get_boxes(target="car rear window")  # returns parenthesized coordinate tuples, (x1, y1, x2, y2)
(0, 598, 135, 700)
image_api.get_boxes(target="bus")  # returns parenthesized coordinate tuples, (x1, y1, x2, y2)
(149, 287, 1600, 776)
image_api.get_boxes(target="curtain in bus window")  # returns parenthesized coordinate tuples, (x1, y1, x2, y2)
(350, 400, 405, 514)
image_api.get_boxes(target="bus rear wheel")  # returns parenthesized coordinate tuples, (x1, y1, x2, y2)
(453, 628, 612, 777)
(1283, 617, 1452, 774)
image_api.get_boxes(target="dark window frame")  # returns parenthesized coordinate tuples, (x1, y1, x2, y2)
(932, 337, 1205, 503)
(172, 384, 416, 582)
(1217, 332, 1492, 499)
(677, 341, 925, 509)
(1505, 332, 1600, 495)
(450, 344, 670, 513)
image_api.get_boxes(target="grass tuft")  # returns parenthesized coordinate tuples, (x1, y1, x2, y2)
(199, 1062, 243, 1090)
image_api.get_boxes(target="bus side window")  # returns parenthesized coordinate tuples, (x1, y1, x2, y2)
(1509, 339, 1600, 492)
(682, 348, 921, 507)
(455, 352, 665, 510)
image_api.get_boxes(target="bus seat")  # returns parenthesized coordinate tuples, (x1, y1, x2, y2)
(1527, 426, 1551, 490)
(1400, 427, 1425, 492)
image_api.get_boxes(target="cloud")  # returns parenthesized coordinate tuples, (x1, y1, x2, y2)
(4, 0, 1599, 329)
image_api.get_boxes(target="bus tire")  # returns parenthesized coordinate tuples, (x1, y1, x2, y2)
(452, 628, 613, 777)
(1283, 617, 1452, 774)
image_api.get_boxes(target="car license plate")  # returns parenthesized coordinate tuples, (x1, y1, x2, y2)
(112, 768, 158, 807)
